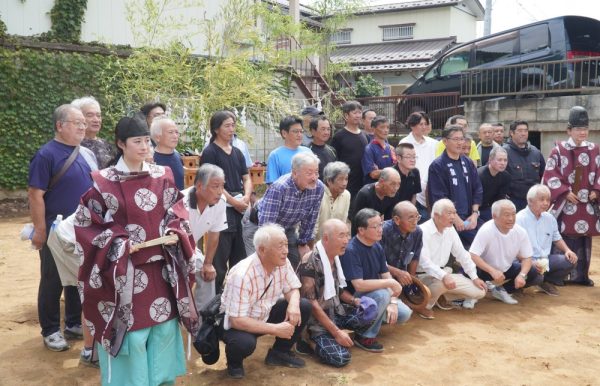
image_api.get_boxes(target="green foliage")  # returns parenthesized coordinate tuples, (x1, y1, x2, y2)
(355, 74, 383, 97)
(46, 0, 88, 42)
(0, 13, 7, 38)
(0, 46, 123, 189)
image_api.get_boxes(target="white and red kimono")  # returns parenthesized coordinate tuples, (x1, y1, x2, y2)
(75, 160, 199, 356)
(543, 138, 600, 281)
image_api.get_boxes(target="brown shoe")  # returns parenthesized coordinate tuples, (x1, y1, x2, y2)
(537, 282, 559, 296)
(417, 307, 435, 320)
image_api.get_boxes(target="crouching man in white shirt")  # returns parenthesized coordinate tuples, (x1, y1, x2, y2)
(469, 199, 543, 305)
(418, 199, 486, 310)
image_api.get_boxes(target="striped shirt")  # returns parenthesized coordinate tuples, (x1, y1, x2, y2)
(257, 174, 325, 244)
(220, 253, 301, 330)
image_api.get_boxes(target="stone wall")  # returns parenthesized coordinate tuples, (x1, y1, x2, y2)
(465, 94, 600, 156)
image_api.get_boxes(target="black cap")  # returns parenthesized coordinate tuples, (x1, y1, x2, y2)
(568, 106, 589, 128)
(115, 116, 150, 141)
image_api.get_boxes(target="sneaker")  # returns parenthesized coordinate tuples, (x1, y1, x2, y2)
(537, 282, 559, 297)
(353, 335, 384, 353)
(79, 347, 99, 368)
(295, 339, 314, 356)
(485, 281, 496, 291)
(227, 363, 245, 379)
(43, 331, 70, 352)
(461, 299, 478, 309)
(491, 287, 518, 305)
(450, 299, 464, 308)
(417, 308, 435, 320)
(64, 324, 84, 340)
(264, 348, 306, 368)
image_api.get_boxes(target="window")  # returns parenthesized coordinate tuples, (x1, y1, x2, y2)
(438, 46, 471, 77)
(330, 30, 352, 44)
(520, 24, 549, 54)
(381, 24, 414, 41)
(474, 32, 518, 66)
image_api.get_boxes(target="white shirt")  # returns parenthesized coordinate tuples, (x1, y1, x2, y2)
(182, 187, 228, 242)
(400, 132, 438, 206)
(469, 220, 533, 272)
(418, 219, 478, 280)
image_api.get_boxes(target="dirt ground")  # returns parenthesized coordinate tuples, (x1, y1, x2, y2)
(1, 215, 599, 386)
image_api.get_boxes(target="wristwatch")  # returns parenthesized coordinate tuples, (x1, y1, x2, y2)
(473, 210, 480, 216)
(390, 298, 398, 304)
(519, 272, 527, 280)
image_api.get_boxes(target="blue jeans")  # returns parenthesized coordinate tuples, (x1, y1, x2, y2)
(354, 288, 412, 338)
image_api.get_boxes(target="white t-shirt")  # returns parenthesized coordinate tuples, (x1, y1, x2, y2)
(469, 220, 533, 272)
(399, 132, 438, 206)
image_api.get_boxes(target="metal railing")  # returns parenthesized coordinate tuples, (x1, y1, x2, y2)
(461, 56, 600, 98)
(356, 92, 462, 134)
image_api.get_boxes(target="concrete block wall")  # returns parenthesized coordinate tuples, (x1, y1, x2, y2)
(465, 94, 600, 157)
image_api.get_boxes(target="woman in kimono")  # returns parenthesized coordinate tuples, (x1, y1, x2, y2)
(75, 116, 199, 385)
(543, 106, 600, 286)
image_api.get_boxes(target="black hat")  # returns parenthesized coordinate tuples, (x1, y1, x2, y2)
(115, 116, 150, 141)
(568, 106, 589, 128)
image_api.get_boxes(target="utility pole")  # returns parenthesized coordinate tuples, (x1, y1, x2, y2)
(483, 0, 492, 36)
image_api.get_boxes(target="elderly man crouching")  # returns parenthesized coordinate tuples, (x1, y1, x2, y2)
(516, 185, 577, 296)
(219, 224, 312, 379)
(418, 199, 486, 310)
(469, 200, 543, 305)
(298, 219, 376, 367)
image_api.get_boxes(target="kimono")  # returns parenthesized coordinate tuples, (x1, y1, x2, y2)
(543, 138, 600, 281)
(75, 159, 199, 358)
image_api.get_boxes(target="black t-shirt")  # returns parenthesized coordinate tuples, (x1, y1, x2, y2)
(201, 142, 248, 193)
(201, 142, 248, 232)
(385, 167, 422, 218)
(350, 183, 397, 233)
(480, 145, 493, 166)
(330, 128, 368, 198)
(477, 166, 511, 209)
(309, 143, 337, 181)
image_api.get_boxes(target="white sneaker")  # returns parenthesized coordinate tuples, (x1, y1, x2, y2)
(491, 287, 518, 305)
(461, 299, 478, 309)
(43, 331, 70, 352)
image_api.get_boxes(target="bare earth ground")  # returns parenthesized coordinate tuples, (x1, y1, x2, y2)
(1, 216, 599, 386)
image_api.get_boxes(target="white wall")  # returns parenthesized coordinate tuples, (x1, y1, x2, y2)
(1, 0, 222, 55)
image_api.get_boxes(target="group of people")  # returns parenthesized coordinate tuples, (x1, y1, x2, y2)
(27, 96, 598, 385)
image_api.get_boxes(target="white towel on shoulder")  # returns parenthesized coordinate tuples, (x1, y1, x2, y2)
(315, 241, 346, 300)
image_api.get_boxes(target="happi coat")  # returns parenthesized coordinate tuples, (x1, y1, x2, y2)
(75, 162, 199, 357)
(543, 138, 600, 236)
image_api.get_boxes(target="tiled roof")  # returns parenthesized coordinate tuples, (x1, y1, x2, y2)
(330, 37, 456, 72)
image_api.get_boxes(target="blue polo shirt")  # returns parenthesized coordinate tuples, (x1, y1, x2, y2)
(28, 140, 94, 230)
(515, 207, 561, 258)
(340, 236, 389, 294)
(362, 140, 396, 184)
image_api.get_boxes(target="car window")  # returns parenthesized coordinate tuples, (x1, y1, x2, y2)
(520, 24, 549, 54)
(438, 46, 471, 76)
(474, 31, 518, 66)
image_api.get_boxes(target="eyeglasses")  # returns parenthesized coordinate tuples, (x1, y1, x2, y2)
(62, 120, 87, 128)
(367, 223, 384, 230)
(289, 129, 304, 135)
(446, 137, 465, 142)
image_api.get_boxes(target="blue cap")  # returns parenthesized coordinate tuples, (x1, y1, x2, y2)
(357, 296, 378, 323)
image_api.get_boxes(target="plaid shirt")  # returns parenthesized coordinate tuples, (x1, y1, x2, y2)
(220, 253, 301, 330)
(257, 174, 325, 244)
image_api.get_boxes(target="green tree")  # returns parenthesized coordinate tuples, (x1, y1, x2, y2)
(355, 74, 383, 97)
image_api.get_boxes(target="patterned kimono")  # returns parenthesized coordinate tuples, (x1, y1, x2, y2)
(543, 138, 600, 281)
(75, 160, 199, 357)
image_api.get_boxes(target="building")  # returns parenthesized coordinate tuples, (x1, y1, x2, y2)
(329, 0, 484, 95)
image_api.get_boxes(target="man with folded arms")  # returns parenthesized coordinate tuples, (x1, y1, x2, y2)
(418, 199, 487, 311)
(469, 199, 543, 305)
(298, 219, 376, 367)
(219, 223, 312, 379)
(340, 208, 411, 353)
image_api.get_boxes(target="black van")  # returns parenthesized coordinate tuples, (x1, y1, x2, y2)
(400, 15, 600, 120)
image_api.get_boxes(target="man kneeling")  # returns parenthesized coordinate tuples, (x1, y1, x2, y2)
(219, 223, 312, 379)
(418, 199, 486, 310)
(298, 219, 376, 367)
